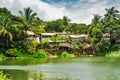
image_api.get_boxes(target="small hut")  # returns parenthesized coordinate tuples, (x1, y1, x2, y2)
(40, 33, 56, 42)
(26, 31, 40, 43)
(69, 34, 89, 44)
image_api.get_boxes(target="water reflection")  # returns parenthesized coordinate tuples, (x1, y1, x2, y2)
(0, 57, 120, 80)
(2, 70, 70, 80)
(0, 58, 47, 65)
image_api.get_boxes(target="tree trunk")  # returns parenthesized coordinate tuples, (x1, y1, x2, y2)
(25, 30, 27, 42)
(6, 36, 9, 49)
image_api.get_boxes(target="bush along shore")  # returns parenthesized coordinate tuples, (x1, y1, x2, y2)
(0, 6, 120, 58)
(0, 71, 12, 80)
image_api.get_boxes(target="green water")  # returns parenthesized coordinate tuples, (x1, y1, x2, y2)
(0, 57, 120, 80)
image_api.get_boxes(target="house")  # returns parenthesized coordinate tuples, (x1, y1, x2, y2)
(40, 32, 68, 42)
(69, 34, 89, 44)
(26, 31, 40, 43)
(103, 33, 110, 39)
(56, 32, 68, 37)
(40, 33, 56, 42)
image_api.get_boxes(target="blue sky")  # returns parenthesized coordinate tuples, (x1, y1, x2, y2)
(0, 0, 120, 24)
(42, 0, 120, 8)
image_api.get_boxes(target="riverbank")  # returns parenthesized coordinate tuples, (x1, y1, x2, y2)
(1, 50, 120, 61)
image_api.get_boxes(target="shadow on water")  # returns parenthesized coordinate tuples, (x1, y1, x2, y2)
(0, 58, 48, 65)
(0, 57, 120, 80)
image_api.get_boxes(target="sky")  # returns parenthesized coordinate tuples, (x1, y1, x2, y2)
(0, 0, 120, 24)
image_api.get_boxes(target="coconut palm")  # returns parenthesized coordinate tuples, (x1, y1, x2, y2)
(103, 7, 120, 45)
(0, 14, 13, 49)
(92, 14, 101, 25)
(88, 14, 101, 36)
(19, 7, 37, 41)
(19, 7, 37, 23)
(104, 7, 120, 22)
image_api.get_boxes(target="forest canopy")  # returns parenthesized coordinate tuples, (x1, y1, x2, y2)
(0, 7, 120, 57)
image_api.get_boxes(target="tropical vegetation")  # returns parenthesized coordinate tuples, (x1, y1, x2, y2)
(0, 71, 11, 80)
(0, 6, 120, 58)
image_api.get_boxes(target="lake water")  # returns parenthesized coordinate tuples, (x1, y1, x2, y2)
(0, 57, 120, 80)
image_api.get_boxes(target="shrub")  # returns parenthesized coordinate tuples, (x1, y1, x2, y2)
(106, 50, 120, 57)
(40, 39, 49, 48)
(27, 40, 38, 53)
(0, 54, 5, 60)
(0, 71, 11, 80)
(109, 45, 120, 51)
(5, 48, 23, 57)
(95, 38, 110, 55)
(33, 50, 47, 58)
(59, 51, 75, 58)
(12, 41, 28, 53)
(74, 41, 83, 49)
(51, 35, 69, 41)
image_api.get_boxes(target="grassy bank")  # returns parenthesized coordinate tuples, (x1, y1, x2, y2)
(105, 50, 120, 57)
(0, 54, 5, 60)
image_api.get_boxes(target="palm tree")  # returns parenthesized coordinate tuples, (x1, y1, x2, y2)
(19, 7, 37, 41)
(19, 7, 37, 23)
(88, 14, 101, 36)
(92, 14, 101, 25)
(103, 7, 120, 45)
(104, 7, 120, 22)
(0, 14, 13, 49)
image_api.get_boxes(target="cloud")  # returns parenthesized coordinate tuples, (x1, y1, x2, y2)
(0, 0, 68, 21)
(66, 0, 109, 23)
(0, 0, 119, 24)
(88, 0, 98, 3)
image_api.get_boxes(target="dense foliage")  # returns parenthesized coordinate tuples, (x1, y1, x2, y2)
(0, 6, 120, 57)
(59, 51, 75, 58)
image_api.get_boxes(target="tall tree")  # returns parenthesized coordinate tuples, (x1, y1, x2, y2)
(103, 7, 120, 45)
(92, 14, 101, 25)
(0, 13, 13, 49)
(88, 14, 101, 36)
(45, 19, 64, 32)
(19, 7, 37, 41)
(104, 7, 120, 22)
(63, 16, 70, 26)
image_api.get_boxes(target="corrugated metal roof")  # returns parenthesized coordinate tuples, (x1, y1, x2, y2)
(41, 32, 67, 36)
(27, 31, 35, 35)
(41, 33, 56, 35)
(69, 34, 88, 38)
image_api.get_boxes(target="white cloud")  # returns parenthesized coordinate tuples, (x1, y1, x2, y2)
(88, 0, 98, 3)
(0, 0, 119, 24)
(67, 0, 108, 23)
(0, 0, 68, 21)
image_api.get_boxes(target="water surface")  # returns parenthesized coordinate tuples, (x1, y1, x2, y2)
(0, 57, 120, 80)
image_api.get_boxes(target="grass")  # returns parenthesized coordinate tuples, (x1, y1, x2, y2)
(59, 51, 75, 58)
(105, 50, 120, 57)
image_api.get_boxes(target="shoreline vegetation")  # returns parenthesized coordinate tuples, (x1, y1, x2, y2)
(0, 6, 120, 59)
(0, 71, 11, 80)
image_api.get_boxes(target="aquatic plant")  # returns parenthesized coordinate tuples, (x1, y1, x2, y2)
(33, 50, 47, 58)
(5, 48, 23, 57)
(0, 71, 11, 80)
(59, 51, 75, 58)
